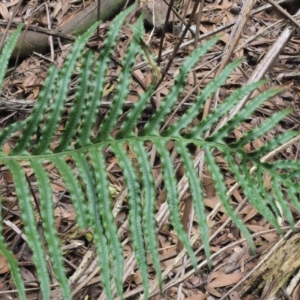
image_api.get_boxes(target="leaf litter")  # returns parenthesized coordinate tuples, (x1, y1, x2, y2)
(1, 0, 300, 299)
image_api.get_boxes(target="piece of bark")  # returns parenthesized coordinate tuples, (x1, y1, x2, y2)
(242, 234, 300, 299)
(1, 0, 129, 58)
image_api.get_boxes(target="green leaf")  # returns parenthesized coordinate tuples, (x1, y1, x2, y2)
(0, 197, 26, 300)
(5, 160, 51, 299)
(0, 25, 22, 90)
(96, 15, 144, 141)
(56, 51, 95, 152)
(204, 146, 255, 251)
(11, 66, 59, 155)
(88, 149, 124, 299)
(210, 89, 280, 142)
(0, 121, 25, 150)
(131, 140, 162, 291)
(34, 22, 100, 154)
(176, 140, 211, 267)
(285, 179, 300, 214)
(31, 159, 70, 300)
(83, 148, 114, 299)
(241, 161, 282, 234)
(155, 139, 198, 270)
(253, 164, 281, 217)
(189, 81, 266, 139)
(77, 5, 135, 146)
(141, 36, 219, 136)
(111, 142, 149, 299)
(164, 60, 243, 137)
(271, 176, 294, 228)
(52, 156, 90, 229)
(250, 131, 298, 158)
(118, 85, 155, 138)
(230, 109, 291, 148)
(0, 12, 299, 299)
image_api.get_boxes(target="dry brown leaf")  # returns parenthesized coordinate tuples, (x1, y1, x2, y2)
(0, 254, 10, 274)
(22, 74, 37, 92)
(240, 205, 258, 223)
(225, 246, 243, 270)
(203, 171, 216, 197)
(185, 293, 209, 300)
(292, 282, 300, 300)
(232, 189, 243, 203)
(233, 127, 252, 151)
(5, 0, 18, 8)
(252, 138, 264, 149)
(0, 3, 9, 20)
(2, 143, 10, 155)
(205, 284, 222, 297)
(246, 224, 277, 242)
(50, 182, 66, 192)
(51, 0, 62, 18)
(208, 271, 243, 288)
(133, 270, 143, 285)
(20, 267, 36, 282)
(59, 12, 74, 26)
(229, 291, 241, 300)
(204, 196, 226, 213)
(3, 170, 13, 183)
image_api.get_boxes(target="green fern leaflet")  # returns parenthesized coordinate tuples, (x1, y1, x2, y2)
(0, 6, 299, 300)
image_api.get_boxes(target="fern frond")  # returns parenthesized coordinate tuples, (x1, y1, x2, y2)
(254, 164, 281, 217)
(11, 66, 59, 155)
(230, 109, 291, 148)
(155, 139, 198, 270)
(52, 156, 90, 229)
(96, 16, 144, 141)
(204, 146, 255, 251)
(77, 5, 135, 147)
(56, 51, 95, 152)
(224, 153, 282, 235)
(250, 131, 298, 158)
(0, 121, 25, 149)
(87, 148, 115, 299)
(0, 8, 299, 299)
(240, 160, 282, 233)
(88, 148, 124, 298)
(34, 22, 100, 155)
(0, 199, 26, 300)
(271, 160, 300, 170)
(271, 176, 294, 227)
(5, 160, 51, 299)
(176, 141, 211, 267)
(118, 85, 155, 138)
(0, 25, 22, 89)
(189, 81, 266, 138)
(164, 60, 242, 137)
(132, 140, 162, 290)
(141, 36, 219, 136)
(31, 159, 71, 300)
(0, 26, 29, 300)
(285, 179, 300, 213)
(111, 142, 149, 299)
(210, 89, 280, 142)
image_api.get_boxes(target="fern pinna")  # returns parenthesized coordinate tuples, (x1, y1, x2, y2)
(0, 6, 299, 300)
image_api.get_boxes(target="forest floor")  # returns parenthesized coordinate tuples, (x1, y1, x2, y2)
(1, 0, 300, 299)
